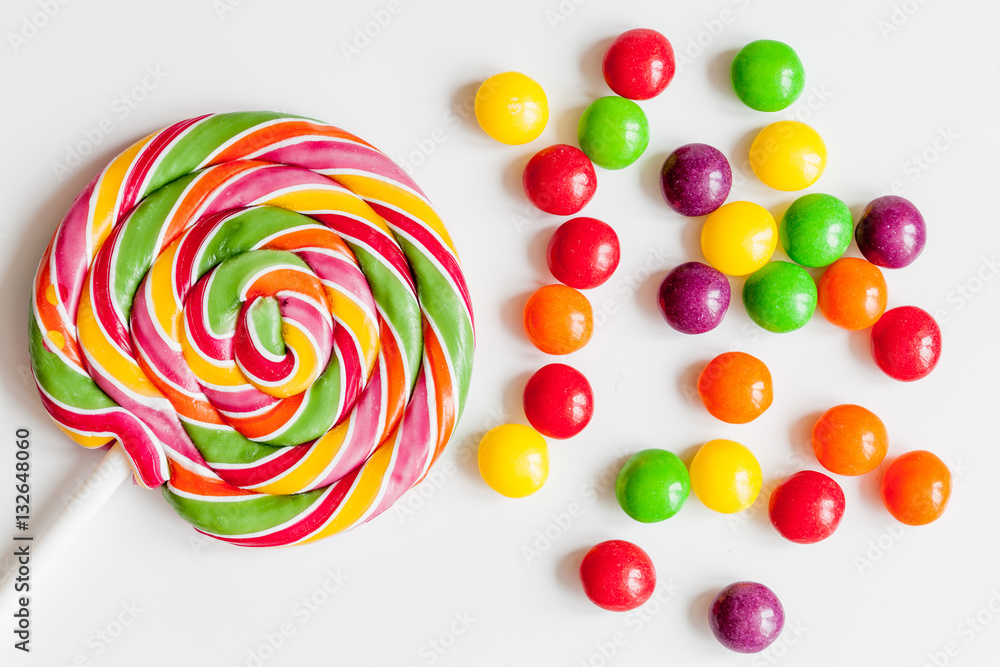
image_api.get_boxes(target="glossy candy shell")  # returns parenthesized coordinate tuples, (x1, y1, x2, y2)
(523, 363, 594, 439)
(870, 306, 941, 381)
(615, 449, 691, 522)
(768, 470, 846, 544)
(580, 540, 656, 611)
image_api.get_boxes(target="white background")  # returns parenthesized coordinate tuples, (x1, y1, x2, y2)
(1, 0, 999, 665)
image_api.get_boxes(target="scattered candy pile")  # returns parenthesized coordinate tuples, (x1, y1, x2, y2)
(472, 29, 950, 654)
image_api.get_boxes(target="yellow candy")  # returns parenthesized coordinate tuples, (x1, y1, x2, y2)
(474, 72, 548, 145)
(701, 201, 777, 276)
(749, 120, 827, 191)
(689, 439, 762, 513)
(478, 424, 549, 497)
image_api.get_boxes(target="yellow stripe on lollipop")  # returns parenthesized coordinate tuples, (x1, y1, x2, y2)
(261, 187, 394, 236)
(58, 425, 113, 449)
(325, 286, 379, 373)
(148, 241, 184, 343)
(258, 322, 318, 398)
(299, 431, 396, 545)
(178, 321, 243, 387)
(89, 134, 156, 256)
(253, 417, 352, 495)
(334, 174, 458, 256)
(76, 281, 165, 400)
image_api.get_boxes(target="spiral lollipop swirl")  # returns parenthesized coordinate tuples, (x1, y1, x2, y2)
(30, 112, 474, 547)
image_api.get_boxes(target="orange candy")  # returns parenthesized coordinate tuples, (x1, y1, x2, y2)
(523, 284, 593, 354)
(881, 450, 951, 525)
(697, 352, 772, 424)
(817, 257, 888, 330)
(812, 404, 888, 475)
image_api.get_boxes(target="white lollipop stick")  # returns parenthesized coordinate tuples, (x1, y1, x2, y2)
(0, 443, 132, 612)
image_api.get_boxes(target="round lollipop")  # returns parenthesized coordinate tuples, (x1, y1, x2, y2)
(27, 112, 476, 548)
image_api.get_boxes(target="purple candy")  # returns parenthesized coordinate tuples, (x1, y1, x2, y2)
(659, 143, 732, 217)
(709, 582, 784, 654)
(657, 262, 730, 334)
(854, 195, 926, 269)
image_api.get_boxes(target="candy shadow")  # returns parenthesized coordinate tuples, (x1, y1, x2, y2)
(450, 81, 482, 130)
(859, 457, 888, 507)
(688, 587, 718, 634)
(555, 105, 587, 147)
(679, 443, 702, 469)
(677, 360, 708, 410)
(580, 38, 614, 96)
(557, 546, 589, 593)
(789, 411, 823, 463)
(506, 370, 535, 422)
(848, 328, 873, 367)
(597, 451, 634, 510)
(681, 217, 705, 263)
(529, 226, 556, 277)
(503, 151, 534, 200)
(454, 428, 486, 482)
(639, 151, 670, 212)
(708, 49, 738, 99)
(501, 291, 534, 339)
(730, 127, 760, 178)
(638, 269, 669, 322)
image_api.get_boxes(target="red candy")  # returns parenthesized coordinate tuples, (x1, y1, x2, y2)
(523, 363, 594, 439)
(870, 306, 942, 381)
(580, 540, 656, 611)
(768, 471, 846, 544)
(546, 217, 621, 289)
(522, 144, 597, 215)
(602, 29, 675, 100)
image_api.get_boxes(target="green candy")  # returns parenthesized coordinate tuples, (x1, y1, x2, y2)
(742, 261, 817, 333)
(779, 193, 852, 267)
(577, 96, 649, 170)
(731, 40, 805, 112)
(615, 449, 690, 523)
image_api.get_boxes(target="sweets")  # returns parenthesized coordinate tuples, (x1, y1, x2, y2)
(881, 451, 951, 525)
(475, 72, 549, 144)
(816, 258, 888, 331)
(749, 120, 827, 191)
(522, 144, 597, 215)
(657, 262, 731, 334)
(29, 112, 475, 546)
(870, 306, 942, 381)
(701, 201, 778, 276)
(522, 363, 594, 439)
(659, 143, 732, 217)
(697, 352, 773, 424)
(854, 196, 926, 269)
(778, 193, 853, 267)
(768, 470, 846, 544)
(730, 40, 805, 112)
(689, 439, 762, 513)
(578, 96, 650, 169)
(710, 582, 785, 653)
(602, 29, 675, 100)
(812, 405, 888, 476)
(546, 217, 620, 289)
(615, 449, 690, 522)
(523, 284, 593, 354)
(742, 261, 818, 333)
(478, 424, 549, 498)
(580, 540, 656, 611)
